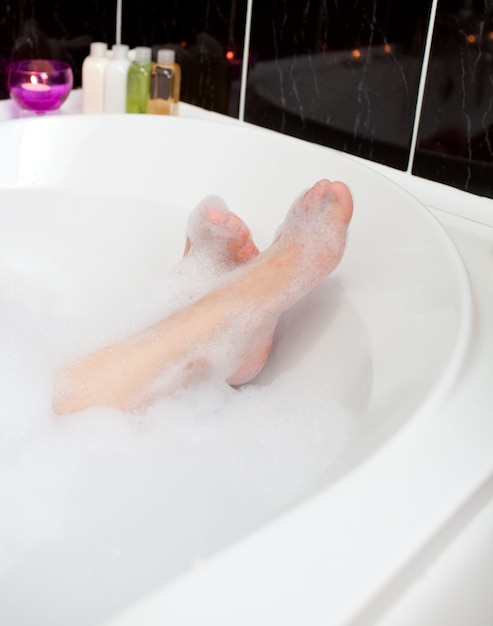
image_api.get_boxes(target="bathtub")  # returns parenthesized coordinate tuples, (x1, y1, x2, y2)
(0, 112, 491, 626)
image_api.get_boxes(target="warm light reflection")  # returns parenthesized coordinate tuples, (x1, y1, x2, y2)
(384, 43, 392, 54)
(352, 49, 361, 59)
(488, 31, 493, 41)
(226, 50, 235, 60)
(466, 33, 477, 44)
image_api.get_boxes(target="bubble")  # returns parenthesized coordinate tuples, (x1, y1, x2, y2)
(0, 228, 354, 626)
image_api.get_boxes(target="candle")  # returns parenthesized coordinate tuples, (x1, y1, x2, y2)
(7, 60, 73, 114)
(20, 81, 51, 92)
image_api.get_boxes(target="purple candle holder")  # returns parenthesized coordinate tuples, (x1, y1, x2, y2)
(6, 59, 73, 115)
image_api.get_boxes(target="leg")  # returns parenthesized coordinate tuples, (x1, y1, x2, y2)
(53, 179, 352, 415)
(54, 196, 259, 414)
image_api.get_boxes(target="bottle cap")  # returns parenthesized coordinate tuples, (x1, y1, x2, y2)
(134, 46, 152, 64)
(112, 44, 129, 60)
(157, 49, 175, 64)
(90, 42, 108, 57)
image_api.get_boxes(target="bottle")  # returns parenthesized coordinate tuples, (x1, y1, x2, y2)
(148, 49, 181, 115)
(126, 46, 152, 114)
(104, 44, 130, 113)
(82, 42, 108, 113)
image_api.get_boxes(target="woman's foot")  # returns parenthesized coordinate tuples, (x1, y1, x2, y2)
(165, 196, 259, 310)
(227, 179, 353, 383)
(183, 195, 259, 270)
(274, 178, 353, 288)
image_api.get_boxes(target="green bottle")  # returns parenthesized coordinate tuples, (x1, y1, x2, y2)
(126, 46, 152, 113)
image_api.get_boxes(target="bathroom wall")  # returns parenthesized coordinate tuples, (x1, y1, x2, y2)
(414, 0, 493, 197)
(1, 0, 492, 198)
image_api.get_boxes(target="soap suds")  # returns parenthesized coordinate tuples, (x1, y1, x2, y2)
(0, 205, 354, 626)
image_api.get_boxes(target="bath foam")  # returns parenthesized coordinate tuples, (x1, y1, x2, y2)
(0, 240, 354, 625)
(0, 279, 54, 465)
(0, 365, 352, 626)
(39, 238, 244, 368)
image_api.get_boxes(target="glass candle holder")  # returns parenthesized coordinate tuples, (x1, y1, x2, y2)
(6, 59, 73, 116)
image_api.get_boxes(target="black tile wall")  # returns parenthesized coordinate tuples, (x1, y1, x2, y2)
(245, 0, 432, 171)
(1, 0, 492, 198)
(413, 0, 493, 197)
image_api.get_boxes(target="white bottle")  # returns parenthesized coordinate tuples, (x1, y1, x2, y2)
(82, 42, 108, 113)
(104, 44, 130, 114)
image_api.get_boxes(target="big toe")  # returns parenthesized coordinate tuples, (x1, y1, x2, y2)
(301, 179, 353, 226)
